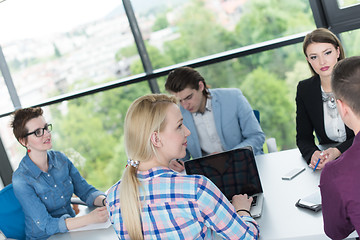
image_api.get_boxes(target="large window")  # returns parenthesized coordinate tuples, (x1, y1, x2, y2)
(3, 0, 360, 189)
(341, 28, 360, 57)
(0, 75, 13, 113)
(131, 0, 315, 70)
(0, 0, 317, 189)
(337, 0, 360, 9)
(0, 0, 136, 107)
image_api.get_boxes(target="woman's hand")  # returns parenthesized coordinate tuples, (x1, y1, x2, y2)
(322, 147, 341, 162)
(65, 206, 109, 230)
(309, 148, 341, 170)
(309, 150, 327, 170)
(87, 206, 109, 224)
(232, 194, 253, 217)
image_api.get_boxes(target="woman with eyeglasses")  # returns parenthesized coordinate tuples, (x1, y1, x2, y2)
(11, 107, 108, 239)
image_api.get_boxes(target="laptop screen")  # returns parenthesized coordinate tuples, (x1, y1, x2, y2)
(184, 146, 263, 200)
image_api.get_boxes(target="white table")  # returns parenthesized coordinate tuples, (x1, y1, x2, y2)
(255, 148, 357, 240)
(49, 206, 117, 240)
(50, 148, 358, 239)
(50, 226, 117, 240)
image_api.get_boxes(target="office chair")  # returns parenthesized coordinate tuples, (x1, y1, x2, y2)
(266, 138, 278, 153)
(253, 110, 278, 153)
(0, 184, 26, 240)
(253, 110, 260, 123)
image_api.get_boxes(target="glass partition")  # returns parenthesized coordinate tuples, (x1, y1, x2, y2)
(337, 0, 360, 9)
(0, 115, 23, 170)
(132, 0, 315, 68)
(3, 0, 358, 190)
(0, 0, 138, 109)
(0, 75, 14, 114)
(341, 28, 360, 56)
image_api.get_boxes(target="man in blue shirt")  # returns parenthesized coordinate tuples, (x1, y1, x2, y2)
(165, 67, 265, 172)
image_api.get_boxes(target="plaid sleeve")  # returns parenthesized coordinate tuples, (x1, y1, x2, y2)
(106, 181, 127, 238)
(196, 176, 259, 240)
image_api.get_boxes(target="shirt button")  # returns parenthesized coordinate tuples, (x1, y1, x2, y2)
(54, 185, 57, 188)
(37, 221, 40, 224)
(47, 174, 50, 177)
(44, 197, 47, 200)
(61, 196, 64, 199)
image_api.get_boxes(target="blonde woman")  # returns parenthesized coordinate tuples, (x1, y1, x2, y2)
(106, 94, 259, 239)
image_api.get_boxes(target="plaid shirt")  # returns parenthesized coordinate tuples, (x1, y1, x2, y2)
(107, 167, 259, 239)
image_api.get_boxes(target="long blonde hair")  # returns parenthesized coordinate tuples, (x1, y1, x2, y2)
(120, 94, 178, 239)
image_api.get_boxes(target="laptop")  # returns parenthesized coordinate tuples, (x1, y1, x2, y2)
(184, 146, 264, 218)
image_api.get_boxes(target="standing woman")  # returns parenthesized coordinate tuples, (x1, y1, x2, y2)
(296, 28, 354, 169)
(106, 94, 259, 239)
(11, 107, 108, 239)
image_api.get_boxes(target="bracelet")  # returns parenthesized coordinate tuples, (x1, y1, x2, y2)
(102, 198, 106, 206)
(236, 209, 252, 217)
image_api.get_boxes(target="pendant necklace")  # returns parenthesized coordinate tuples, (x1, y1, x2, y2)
(321, 91, 338, 118)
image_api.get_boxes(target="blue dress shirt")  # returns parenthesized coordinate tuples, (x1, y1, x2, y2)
(12, 150, 104, 240)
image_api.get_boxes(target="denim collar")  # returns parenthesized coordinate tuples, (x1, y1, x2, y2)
(23, 151, 57, 178)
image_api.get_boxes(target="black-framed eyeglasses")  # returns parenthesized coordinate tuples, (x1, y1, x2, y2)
(25, 124, 52, 137)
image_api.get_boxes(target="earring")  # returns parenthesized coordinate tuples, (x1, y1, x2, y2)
(27, 148, 31, 153)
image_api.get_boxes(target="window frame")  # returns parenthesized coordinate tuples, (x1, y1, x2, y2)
(310, 0, 360, 33)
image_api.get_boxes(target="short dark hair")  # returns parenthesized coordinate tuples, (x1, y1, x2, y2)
(332, 56, 360, 116)
(11, 107, 43, 145)
(165, 67, 210, 98)
(303, 28, 345, 76)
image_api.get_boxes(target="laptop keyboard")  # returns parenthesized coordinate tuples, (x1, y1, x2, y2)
(251, 195, 257, 206)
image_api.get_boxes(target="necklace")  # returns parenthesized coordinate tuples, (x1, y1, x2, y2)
(321, 91, 338, 118)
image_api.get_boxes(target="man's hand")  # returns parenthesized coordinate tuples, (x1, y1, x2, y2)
(169, 159, 185, 172)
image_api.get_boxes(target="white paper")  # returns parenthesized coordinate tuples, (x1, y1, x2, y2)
(69, 219, 111, 232)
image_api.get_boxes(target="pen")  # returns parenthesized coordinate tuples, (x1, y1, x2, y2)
(313, 158, 321, 172)
(313, 151, 323, 172)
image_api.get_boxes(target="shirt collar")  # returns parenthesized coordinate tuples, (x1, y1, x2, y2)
(193, 97, 212, 116)
(48, 154, 57, 170)
(137, 167, 175, 181)
(22, 151, 57, 178)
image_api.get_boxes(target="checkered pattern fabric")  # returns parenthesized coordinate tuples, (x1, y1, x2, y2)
(107, 167, 259, 239)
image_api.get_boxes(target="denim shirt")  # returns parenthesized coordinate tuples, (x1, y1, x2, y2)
(12, 150, 104, 240)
